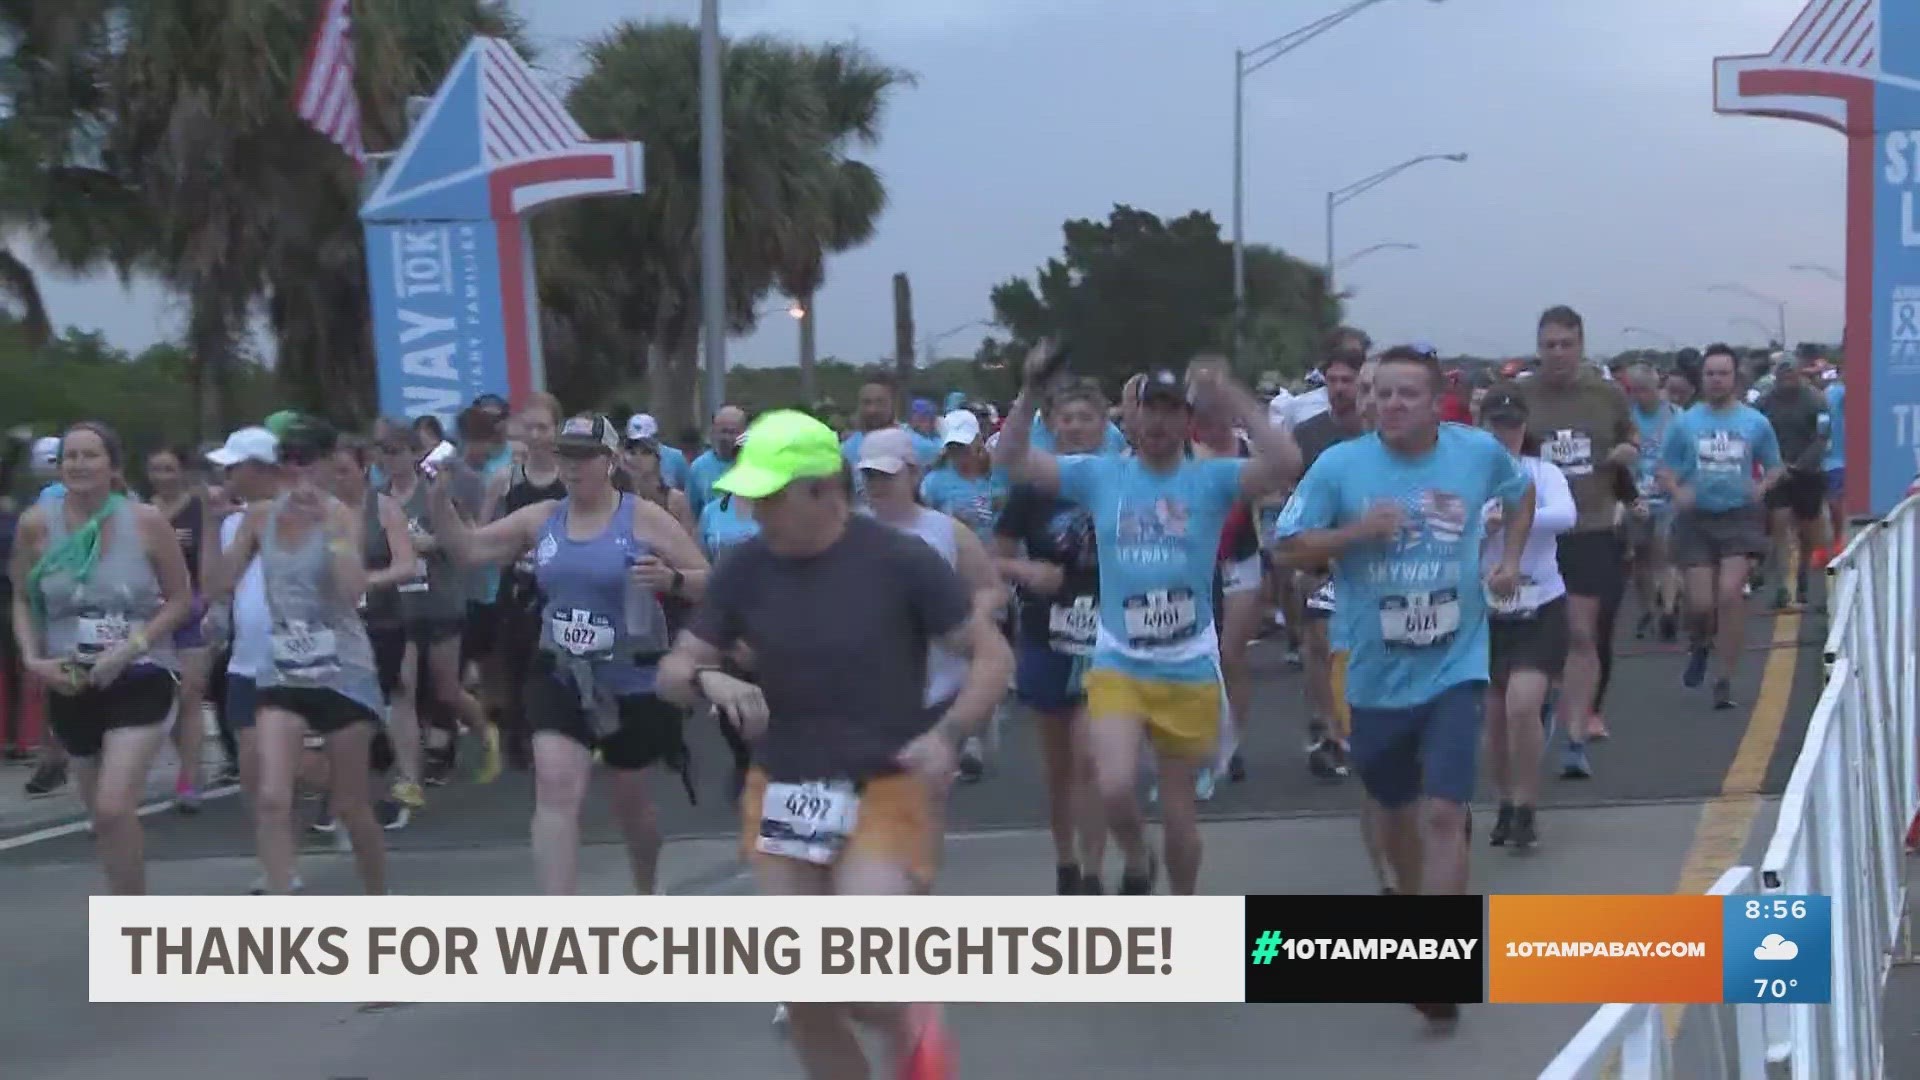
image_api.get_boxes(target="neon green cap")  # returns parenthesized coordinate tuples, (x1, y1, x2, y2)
(713, 410, 843, 498)
(263, 410, 301, 438)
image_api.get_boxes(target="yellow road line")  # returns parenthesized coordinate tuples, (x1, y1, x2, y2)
(1659, 611, 1803, 1039)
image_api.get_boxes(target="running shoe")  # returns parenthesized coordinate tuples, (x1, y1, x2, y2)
(1560, 742, 1592, 780)
(1658, 613, 1678, 642)
(1119, 852, 1159, 895)
(390, 779, 426, 809)
(249, 874, 304, 895)
(1227, 750, 1247, 782)
(3, 745, 31, 762)
(1055, 864, 1082, 896)
(1682, 646, 1710, 689)
(1413, 1002, 1460, 1032)
(1508, 806, 1539, 850)
(309, 808, 337, 834)
(1772, 586, 1792, 611)
(23, 762, 66, 797)
(1634, 612, 1653, 639)
(215, 762, 242, 787)
(471, 725, 503, 785)
(174, 776, 201, 815)
(1488, 803, 1515, 847)
(1306, 737, 1348, 779)
(377, 800, 410, 831)
(423, 747, 454, 786)
(956, 737, 985, 784)
(1713, 678, 1737, 711)
(1194, 767, 1217, 802)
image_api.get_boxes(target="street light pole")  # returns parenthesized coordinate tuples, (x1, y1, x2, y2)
(1231, 0, 1441, 362)
(1789, 262, 1843, 283)
(1324, 153, 1467, 295)
(699, 0, 727, 421)
(1707, 283, 1788, 350)
(1335, 241, 1418, 272)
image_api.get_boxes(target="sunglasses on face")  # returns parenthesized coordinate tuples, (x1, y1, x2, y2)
(556, 446, 607, 461)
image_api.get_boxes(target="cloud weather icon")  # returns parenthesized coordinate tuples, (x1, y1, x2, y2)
(1754, 934, 1800, 961)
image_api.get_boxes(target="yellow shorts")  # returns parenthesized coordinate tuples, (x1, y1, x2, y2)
(739, 769, 939, 886)
(1330, 650, 1351, 739)
(1083, 669, 1221, 761)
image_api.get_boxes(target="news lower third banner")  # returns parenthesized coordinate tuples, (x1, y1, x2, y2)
(89, 894, 1831, 1005)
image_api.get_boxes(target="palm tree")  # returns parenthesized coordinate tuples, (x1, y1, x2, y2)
(553, 21, 910, 435)
(0, 0, 521, 436)
(773, 44, 907, 405)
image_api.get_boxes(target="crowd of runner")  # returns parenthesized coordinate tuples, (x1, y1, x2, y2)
(0, 305, 1865, 1075)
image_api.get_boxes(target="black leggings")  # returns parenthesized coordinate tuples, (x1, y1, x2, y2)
(1591, 536, 1628, 715)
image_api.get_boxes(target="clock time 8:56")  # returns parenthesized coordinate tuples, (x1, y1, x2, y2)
(1745, 899, 1808, 920)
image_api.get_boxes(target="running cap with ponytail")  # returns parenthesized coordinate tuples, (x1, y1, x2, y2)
(714, 410, 842, 498)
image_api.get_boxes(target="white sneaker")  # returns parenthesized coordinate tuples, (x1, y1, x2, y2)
(248, 874, 304, 895)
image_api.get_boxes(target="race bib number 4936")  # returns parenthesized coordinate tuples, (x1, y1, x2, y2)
(756, 780, 860, 866)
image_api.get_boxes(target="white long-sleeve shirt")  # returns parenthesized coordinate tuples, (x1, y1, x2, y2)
(1481, 454, 1577, 616)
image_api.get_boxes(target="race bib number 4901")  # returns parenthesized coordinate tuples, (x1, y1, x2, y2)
(1046, 595, 1097, 656)
(756, 780, 860, 866)
(1378, 588, 1461, 648)
(1122, 588, 1199, 649)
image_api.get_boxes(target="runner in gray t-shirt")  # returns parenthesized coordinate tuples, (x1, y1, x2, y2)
(659, 409, 1012, 1080)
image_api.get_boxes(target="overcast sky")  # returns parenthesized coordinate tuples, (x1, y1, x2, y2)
(24, 0, 1845, 367)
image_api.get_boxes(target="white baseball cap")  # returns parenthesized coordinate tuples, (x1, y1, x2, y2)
(939, 410, 981, 447)
(29, 436, 60, 473)
(624, 413, 659, 443)
(856, 427, 917, 474)
(206, 426, 279, 467)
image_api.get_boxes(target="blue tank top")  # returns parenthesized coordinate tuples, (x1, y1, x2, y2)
(530, 494, 660, 696)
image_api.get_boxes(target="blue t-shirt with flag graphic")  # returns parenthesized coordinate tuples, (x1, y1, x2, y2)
(918, 466, 1011, 543)
(1658, 402, 1781, 513)
(1056, 454, 1245, 683)
(1275, 426, 1529, 711)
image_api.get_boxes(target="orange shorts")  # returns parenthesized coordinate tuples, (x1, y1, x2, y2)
(739, 768, 939, 886)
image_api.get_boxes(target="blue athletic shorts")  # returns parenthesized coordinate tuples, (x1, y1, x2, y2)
(1014, 642, 1086, 716)
(1348, 680, 1487, 810)
(1825, 468, 1844, 499)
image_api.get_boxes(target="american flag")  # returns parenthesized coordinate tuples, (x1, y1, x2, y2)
(293, 0, 365, 169)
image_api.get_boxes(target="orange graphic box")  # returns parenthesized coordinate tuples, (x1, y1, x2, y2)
(1488, 895, 1723, 1004)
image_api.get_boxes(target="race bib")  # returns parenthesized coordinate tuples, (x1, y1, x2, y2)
(1697, 434, 1747, 474)
(550, 608, 616, 659)
(1046, 595, 1097, 657)
(1122, 588, 1198, 648)
(1378, 588, 1461, 648)
(1305, 579, 1336, 613)
(1636, 471, 1664, 500)
(1544, 430, 1594, 476)
(76, 610, 131, 658)
(755, 780, 860, 865)
(271, 619, 340, 678)
(1486, 575, 1547, 621)
(397, 557, 430, 594)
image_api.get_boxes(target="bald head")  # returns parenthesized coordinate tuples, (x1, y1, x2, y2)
(712, 406, 747, 459)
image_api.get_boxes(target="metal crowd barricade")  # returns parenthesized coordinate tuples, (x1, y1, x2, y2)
(1540, 494, 1918, 1079)
(1537, 867, 1765, 1080)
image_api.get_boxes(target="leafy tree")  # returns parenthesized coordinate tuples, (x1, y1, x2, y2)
(0, 0, 523, 437)
(550, 21, 909, 436)
(989, 205, 1340, 394)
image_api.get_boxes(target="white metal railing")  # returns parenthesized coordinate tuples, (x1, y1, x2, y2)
(1540, 495, 1920, 1079)
(1537, 867, 1766, 1080)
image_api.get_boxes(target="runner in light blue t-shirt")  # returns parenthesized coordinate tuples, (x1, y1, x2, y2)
(1274, 347, 1531, 992)
(686, 406, 747, 518)
(997, 347, 1301, 899)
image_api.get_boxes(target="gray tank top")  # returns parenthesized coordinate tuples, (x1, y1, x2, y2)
(388, 478, 463, 622)
(37, 494, 175, 672)
(254, 495, 384, 716)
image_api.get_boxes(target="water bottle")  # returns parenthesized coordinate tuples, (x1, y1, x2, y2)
(623, 553, 670, 658)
